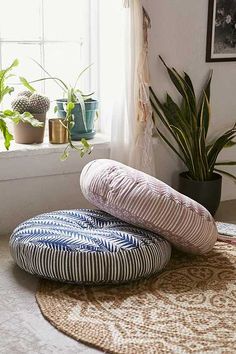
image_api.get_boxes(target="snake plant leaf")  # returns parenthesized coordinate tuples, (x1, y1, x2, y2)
(207, 128, 236, 171)
(150, 60, 236, 182)
(153, 123, 187, 165)
(150, 89, 182, 142)
(0, 118, 13, 150)
(159, 57, 197, 121)
(224, 140, 236, 148)
(172, 68, 197, 118)
(150, 87, 195, 172)
(197, 72, 212, 136)
(183, 71, 195, 97)
(159, 56, 188, 100)
(214, 168, 236, 182)
(215, 161, 236, 166)
(198, 91, 211, 138)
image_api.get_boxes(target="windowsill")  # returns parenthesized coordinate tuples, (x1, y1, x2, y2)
(0, 132, 110, 158)
(0, 133, 110, 181)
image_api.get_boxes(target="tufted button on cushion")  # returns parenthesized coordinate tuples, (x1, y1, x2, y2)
(9, 209, 171, 285)
(80, 159, 218, 254)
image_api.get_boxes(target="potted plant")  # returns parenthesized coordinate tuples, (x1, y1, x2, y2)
(150, 56, 236, 215)
(11, 89, 50, 144)
(20, 63, 96, 160)
(0, 59, 43, 150)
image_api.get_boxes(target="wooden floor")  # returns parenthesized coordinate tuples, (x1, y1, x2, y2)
(215, 199, 236, 224)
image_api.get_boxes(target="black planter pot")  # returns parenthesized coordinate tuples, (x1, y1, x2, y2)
(178, 172, 222, 216)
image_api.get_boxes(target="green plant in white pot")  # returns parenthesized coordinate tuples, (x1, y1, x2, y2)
(150, 56, 236, 215)
(0, 59, 42, 150)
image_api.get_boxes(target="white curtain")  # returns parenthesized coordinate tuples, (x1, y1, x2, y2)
(99, 0, 155, 175)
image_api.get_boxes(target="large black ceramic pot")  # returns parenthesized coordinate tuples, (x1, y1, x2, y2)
(178, 172, 222, 216)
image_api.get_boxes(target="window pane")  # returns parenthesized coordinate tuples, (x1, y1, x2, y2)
(44, 43, 90, 100)
(0, 0, 41, 40)
(43, 0, 89, 41)
(1, 43, 42, 108)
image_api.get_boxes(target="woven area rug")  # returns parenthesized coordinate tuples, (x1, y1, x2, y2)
(36, 242, 236, 354)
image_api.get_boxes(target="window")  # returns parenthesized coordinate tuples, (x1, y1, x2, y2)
(0, 0, 98, 111)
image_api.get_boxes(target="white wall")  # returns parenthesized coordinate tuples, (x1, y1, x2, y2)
(0, 138, 110, 236)
(143, 0, 236, 200)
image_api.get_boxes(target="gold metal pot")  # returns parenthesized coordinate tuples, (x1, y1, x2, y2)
(49, 118, 68, 144)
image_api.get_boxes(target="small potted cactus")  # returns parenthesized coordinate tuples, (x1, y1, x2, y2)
(11, 91, 50, 144)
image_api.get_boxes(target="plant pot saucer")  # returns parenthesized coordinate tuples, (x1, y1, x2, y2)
(71, 129, 96, 141)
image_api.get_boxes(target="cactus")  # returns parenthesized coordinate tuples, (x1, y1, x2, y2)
(29, 93, 50, 114)
(11, 91, 50, 114)
(11, 96, 31, 114)
(18, 91, 32, 98)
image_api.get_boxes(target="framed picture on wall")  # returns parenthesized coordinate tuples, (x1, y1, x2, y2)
(206, 0, 236, 62)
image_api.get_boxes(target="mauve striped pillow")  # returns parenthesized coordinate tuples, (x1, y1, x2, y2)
(80, 159, 218, 254)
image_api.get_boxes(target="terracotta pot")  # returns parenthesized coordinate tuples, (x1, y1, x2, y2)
(14, 113, 46, 144)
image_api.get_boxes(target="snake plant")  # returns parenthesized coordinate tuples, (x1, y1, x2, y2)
(150, 56, 236, 182)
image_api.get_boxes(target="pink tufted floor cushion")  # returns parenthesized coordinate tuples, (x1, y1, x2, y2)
(80, 159, 218, 254)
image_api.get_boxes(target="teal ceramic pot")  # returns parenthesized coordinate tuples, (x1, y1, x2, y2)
(56, 98, 98, 140)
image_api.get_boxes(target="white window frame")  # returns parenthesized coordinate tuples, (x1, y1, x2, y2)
(0, 0, 99, 105)
(0, 0, 102, 141)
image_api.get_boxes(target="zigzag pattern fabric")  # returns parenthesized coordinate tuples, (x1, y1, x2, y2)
(10, 209, 171, 284)
(80, 159, 218, 254)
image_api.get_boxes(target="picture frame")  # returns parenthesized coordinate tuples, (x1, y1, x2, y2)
(206, 0, 236, 62)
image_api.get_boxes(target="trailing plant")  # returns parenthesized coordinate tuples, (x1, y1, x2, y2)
(150, 56, 236, 182)
(20, 61, 94, 160)
(0, 59, 42, 150)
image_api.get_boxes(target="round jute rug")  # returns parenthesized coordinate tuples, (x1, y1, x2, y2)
(36, 242, 236, 354)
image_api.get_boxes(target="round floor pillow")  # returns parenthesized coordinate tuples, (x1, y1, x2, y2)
(9, 209, 171, 285)
(80, 159, 218, 254)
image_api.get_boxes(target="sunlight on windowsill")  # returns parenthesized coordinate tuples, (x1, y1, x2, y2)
(0, 132, 110, 158)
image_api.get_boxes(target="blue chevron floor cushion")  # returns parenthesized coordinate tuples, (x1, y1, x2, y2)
(9, 209, 171, 285)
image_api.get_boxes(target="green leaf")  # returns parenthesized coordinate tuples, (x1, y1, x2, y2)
(9, 59, 19, 69)
(8, 111, 44, 127)
(0, 118, 13, 150)
(215, 161, 236, 166)
(197, 71, 212, 136)
(198, 91, 211, 137)
(214, 168, 236, 182)
(81, 138, 90, 148)
(19, 77, 36, 93)
(207, 126, 236, 171)
(60, 150, 69, 161)
(3, 109, 14, 116)
(54, 106, 58, 114)
(73, 63, 93, 89)
(67, 101, 75, 112)
(224, 140, 236, 148)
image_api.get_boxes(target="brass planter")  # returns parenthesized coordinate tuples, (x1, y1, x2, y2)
(49, 118, 68, 144)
